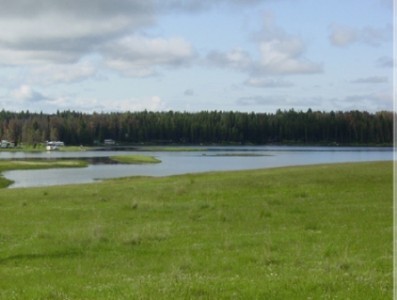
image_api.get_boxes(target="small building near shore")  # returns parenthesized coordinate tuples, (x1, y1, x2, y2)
(46, 141, 64, 151)
(104, 139, 116, 145)
(0, 140, 14, 148)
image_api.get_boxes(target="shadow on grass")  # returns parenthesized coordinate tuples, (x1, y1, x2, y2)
(0, 250, 83, 263)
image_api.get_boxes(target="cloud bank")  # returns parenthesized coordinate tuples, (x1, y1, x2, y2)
(207, 16, 322, 77)
(0, 0, 391, 113)
(329, 24, 391, 47)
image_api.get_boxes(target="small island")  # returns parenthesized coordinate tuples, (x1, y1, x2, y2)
(109, 155, 161, 164)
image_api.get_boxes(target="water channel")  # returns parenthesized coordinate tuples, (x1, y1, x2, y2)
(1, 146, 393, 188)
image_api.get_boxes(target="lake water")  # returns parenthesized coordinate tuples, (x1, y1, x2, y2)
(2, 146, 393, 188)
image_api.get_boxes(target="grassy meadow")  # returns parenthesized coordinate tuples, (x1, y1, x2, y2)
(0, 161, 393, 299)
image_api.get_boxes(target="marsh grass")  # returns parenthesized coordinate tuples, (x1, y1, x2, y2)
(0, 162, 392, 299)
(137, 146, 203, 152)
(203, 153, 272, 157)
(109, 155, 161, 164)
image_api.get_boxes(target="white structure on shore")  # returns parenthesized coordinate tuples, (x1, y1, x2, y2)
(46, 141, 64, 151)
(104, 139, 116, 145)
(0, 140, 14, 148)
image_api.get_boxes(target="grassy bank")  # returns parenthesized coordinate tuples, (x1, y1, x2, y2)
(137, 146, 204, 152)
(110, 155, 161, 164)
(0, 162, 392, 299)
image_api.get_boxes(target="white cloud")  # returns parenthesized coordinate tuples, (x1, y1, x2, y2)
(57, 95, 166, 112)
(184, 89, 195, 96)
(329, 24, 391, 47)
(0, 0, 391, 114)
(112, 96, 166, 111)
(341, 92, 392, 111)
(0, 0, 153, 18)
(46, 96, 102, 112)
(376, 56, 393, 68)
(207, 48, 252, 71)
(155, 0, 265, 13)
(0, 56, 101, 91)
(28, 60, 98, 85)
(237, 95, 319, 109)
(207, 13, 322, 76)
(254, 11, 322, 75)
(104, 36, 195, 77)
(359, 26, 391, 46)
(328, 25, 357, 47)
(0, 1, 154, 65)
(351, 76, 388, 84)
(5, 88, 167, 113)
(244, 77, 293, 88)
(0, 0, 264, 66)
(236, 91, 393, 112)
(11, 85, 47, 102)
(237, 95, 287, 106)
(258, 37, 321, 75)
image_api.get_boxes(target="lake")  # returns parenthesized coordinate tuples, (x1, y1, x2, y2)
(2, 146, 393, 188)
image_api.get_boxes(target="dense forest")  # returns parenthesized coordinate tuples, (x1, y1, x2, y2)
(0, 109, 393, 146)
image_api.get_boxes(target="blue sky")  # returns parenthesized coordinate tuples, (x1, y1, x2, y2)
(0, 0, 393, 113)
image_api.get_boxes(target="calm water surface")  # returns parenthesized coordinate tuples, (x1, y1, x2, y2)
(2, 146, 393, 188)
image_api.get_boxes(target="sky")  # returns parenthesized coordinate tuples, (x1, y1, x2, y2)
(0, 0, 393, 113)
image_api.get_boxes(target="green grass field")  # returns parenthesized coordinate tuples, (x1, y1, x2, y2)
(0, 161, 393, 299)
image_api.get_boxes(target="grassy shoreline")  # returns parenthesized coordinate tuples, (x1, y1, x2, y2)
(109, 155, 161, 164)
(0, 161, 392, 299)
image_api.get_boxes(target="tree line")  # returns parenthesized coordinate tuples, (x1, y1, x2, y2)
(0, 109, 393, 146)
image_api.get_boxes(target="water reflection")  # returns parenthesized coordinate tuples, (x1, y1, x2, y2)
(2, 146, 393, 188)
